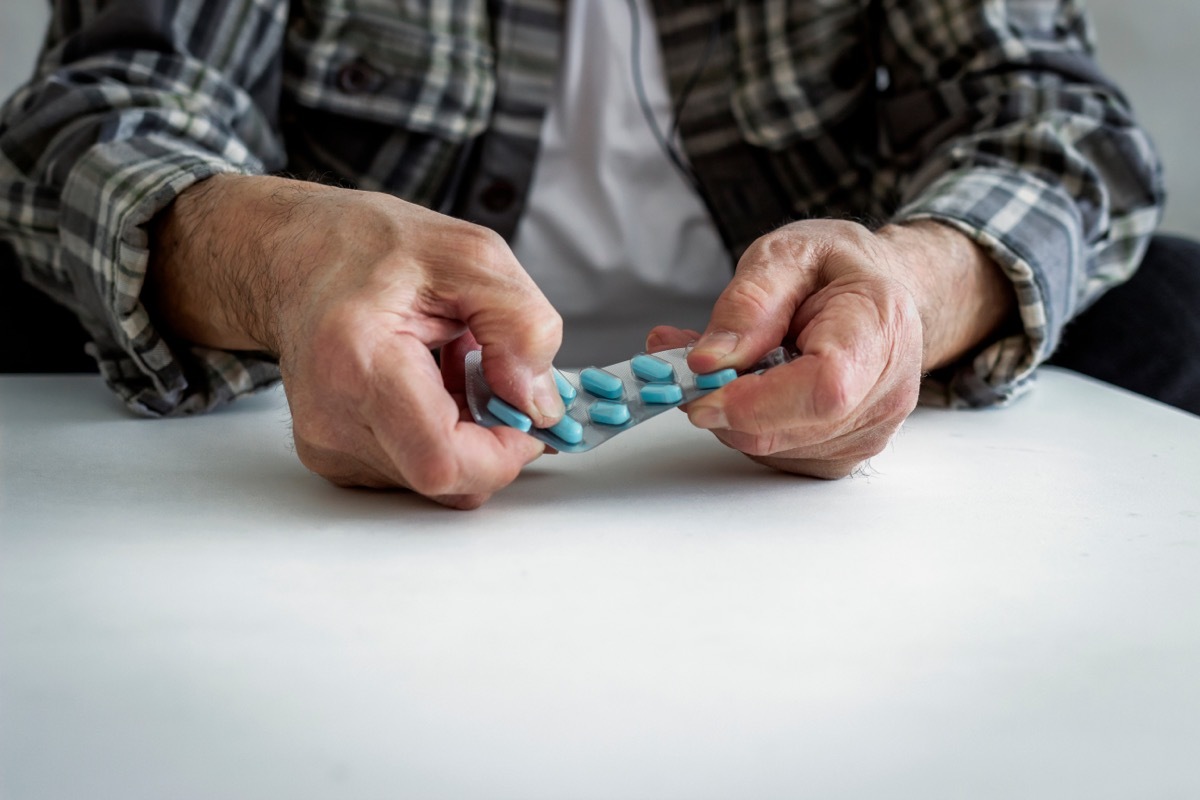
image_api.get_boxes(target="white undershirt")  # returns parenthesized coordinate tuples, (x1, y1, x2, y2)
(510, 0, 732, 368)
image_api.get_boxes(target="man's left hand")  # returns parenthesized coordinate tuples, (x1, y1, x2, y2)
(646, 219, 1014, 478)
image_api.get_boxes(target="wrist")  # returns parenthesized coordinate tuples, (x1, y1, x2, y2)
(146, 174, 329, 357)
(876, 220, 1017, 371)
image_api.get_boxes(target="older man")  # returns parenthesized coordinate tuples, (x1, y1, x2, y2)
(0, 0, 1182, 507)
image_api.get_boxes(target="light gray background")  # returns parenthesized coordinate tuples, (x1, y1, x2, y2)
(0, 0, 1196, 235)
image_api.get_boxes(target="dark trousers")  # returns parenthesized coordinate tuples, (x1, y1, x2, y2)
(1, 241, 95, 373)
(1045, 235, 1200, 415)
(3, 236, 1199, 415)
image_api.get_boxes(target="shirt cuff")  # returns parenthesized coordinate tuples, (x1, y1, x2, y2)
(58, 136, 280, 416)
(892, 167, 1086, 408)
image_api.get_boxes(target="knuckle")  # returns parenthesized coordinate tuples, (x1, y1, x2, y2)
(812, 458, 863, 480)
(743, 230, 795, 267)
(458, 223, 512, 265)
(847, 436, 890, 464)
(746, 453, 859, 479)
(519, 307, 564, 353)
(721, 406, 781, 452)
(499, 455, 528, 486)
(293, 437, 328, 474)
(741, 433, 782, 458)
(876, 383, 919, 424)
(743, 224, 829, 269)
(405, 449, 464, 497)
(722, 278, 776, 320)
(437, 493, 490, 510)
(836, 424, 901, 467)
(294, 436, 362, 485)
(716, 427, 781, 457)
(812, 373, 856, 420)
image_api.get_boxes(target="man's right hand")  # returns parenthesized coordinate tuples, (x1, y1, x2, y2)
(146, 174, 564, 509)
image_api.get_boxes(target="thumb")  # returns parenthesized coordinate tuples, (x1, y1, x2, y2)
(689, 248, 813, 374)
(455, 248, 565, 428)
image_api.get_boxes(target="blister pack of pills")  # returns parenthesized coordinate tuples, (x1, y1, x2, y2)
(464, 345, 794, 454)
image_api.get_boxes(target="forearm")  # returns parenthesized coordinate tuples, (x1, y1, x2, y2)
(876, 2, 1162, 406)
(0, 0, 290, 414)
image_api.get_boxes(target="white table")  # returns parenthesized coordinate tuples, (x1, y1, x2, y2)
(2, 370, 1199, 799)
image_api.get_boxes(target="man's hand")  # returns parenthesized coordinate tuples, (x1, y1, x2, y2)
(647, 219, 1015, 479)
(147, 175, 564, 508)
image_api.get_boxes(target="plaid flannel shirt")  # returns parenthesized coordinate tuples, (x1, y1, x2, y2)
(0, 0, 1165, 415)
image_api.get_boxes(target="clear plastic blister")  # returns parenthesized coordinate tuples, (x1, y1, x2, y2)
(464, 345, 795, 454)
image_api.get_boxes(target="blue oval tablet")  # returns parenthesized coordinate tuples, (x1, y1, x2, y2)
(639, 382, 683, 404)
(630, 353, 675, 383)
(547, 415, 584, 445)
(486, 396, 532, 432)
(580, 367, 624, 400)
(588, 400, 631, 426)
(552, 369, 577, 403)
(695, 368, 737, 390)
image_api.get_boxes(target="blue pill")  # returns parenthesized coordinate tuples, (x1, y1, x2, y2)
(695, 368, 737, 390)
(580, 367, 624, 399)
(630, 353, 675, 383)
(547, 415, 584, 445)
(552, 369, 577, 403)
(486, 396, 532, 432)
(589, 400, 631, 426)
(639, 382, 683, 404)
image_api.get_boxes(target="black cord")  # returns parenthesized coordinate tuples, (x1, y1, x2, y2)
(624, 0, 725, 194)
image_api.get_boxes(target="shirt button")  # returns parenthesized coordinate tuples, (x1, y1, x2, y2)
(479, 180, 517, 213)
(337, 59, 383, 94)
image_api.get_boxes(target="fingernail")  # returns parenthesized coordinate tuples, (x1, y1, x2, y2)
(532, 371, 565, 422)
(693, 330, 740, 361)
(645, 330, 662, 349)
(689, 404, 728, 430)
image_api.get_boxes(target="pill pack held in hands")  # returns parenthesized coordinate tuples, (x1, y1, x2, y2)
(464, 345, 794, 454)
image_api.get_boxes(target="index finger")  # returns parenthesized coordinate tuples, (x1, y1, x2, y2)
(430, 228, 565, 427)
(686, 232, 825, 375)
(687, 292, 892, 434)
(367, 334, 544, 497)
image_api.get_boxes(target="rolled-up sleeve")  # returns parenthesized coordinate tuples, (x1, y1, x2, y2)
(879, 0, 1165, 407)
(0, 0, 289, 415)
